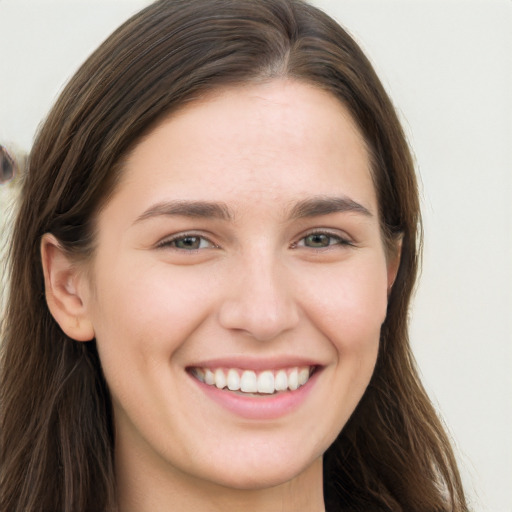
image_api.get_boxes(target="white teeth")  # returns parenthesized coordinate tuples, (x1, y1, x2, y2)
(193, 366, 313, 394)
(204, 369, 215, 385)
(288, 368, 299, 390)
(240, 370, 258, 392)
(227, 369, 240, 391)
(214, 368, 226, 389)
(298, 367, 310, 386)
(257, 370, 275, 394)
(274, 370, 288, 391)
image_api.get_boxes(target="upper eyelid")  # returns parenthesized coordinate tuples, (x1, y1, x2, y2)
(154, 227, 354, 249)
(289, 230, 356, 251)
(295, 228, 353, 242)
(156, 231, 218, 249)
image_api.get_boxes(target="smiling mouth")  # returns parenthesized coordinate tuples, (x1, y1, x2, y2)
(189, 366, 315, 395)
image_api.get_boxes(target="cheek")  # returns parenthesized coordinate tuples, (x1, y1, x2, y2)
(290, 258, 388, 443)
(299, 257, 389, 354)
(88, 259, 216, 369)
(87, 261, 219, 431)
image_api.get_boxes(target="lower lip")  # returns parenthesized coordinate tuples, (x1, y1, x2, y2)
(189, 370, 320, 420)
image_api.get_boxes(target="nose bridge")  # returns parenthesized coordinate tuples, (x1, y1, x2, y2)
(218, 246, 299, 341)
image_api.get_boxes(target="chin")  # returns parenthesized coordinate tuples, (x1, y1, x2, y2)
(197, 451, 323, 492)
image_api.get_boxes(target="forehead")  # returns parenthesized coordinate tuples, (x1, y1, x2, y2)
(115, 79, 376, 217)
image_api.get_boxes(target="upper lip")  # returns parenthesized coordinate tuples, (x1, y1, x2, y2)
(187, 356, 324, 372)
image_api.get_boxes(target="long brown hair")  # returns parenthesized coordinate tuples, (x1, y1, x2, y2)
(1, 1, 468, 510)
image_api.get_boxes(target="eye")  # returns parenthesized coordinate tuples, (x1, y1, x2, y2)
(294, 231, 353, 249)
(157, 234, 216, 251)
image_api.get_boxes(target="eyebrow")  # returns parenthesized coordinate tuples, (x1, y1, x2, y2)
(134, 200, 234, 224)
(134, 195, 372, 225)
(288, 195, 372, 219)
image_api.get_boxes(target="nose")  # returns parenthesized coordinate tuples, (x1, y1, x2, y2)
(218, 253, 300, 342)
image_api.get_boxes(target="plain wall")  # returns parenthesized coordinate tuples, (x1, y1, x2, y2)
(1, 1, 511, 510)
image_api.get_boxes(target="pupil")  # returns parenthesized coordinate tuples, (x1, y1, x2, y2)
(177, 236, 200, 249)
(307, 234, 329, 247)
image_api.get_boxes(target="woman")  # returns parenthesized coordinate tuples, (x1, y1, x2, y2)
(0, 0, 468, 510)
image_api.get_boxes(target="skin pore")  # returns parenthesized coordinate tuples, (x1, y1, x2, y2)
(42, 80, 400, 512)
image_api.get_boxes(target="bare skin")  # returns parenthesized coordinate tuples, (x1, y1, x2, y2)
(42, 79, 399, 511)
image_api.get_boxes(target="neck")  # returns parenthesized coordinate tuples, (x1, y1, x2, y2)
(115, 453, 325, 512)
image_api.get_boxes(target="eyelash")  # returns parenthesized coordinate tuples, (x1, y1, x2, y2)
(156, 232, 218, 251)
(156, 230, 353, 252)
(291, 230, 354, 250)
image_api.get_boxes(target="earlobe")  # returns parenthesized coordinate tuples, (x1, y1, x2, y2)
(41, 234, 95, 342)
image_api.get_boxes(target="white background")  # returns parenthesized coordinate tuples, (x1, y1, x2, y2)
(1, 1, 511, 510)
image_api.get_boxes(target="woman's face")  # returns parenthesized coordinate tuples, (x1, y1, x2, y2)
(83, 80, 396, 492)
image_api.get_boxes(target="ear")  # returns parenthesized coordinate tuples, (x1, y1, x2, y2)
(386, 235, 403, 296)
(41, 233, 95, 342)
